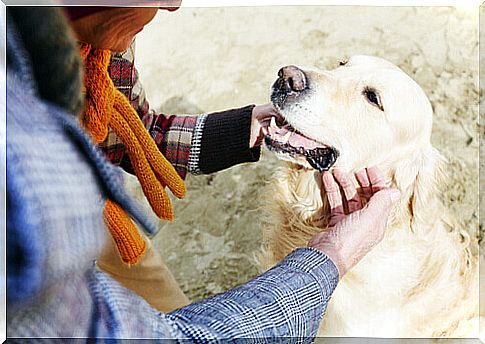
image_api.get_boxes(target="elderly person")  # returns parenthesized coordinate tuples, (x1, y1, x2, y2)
(63, 2, 282, 313)
(6, 5, 400, 340)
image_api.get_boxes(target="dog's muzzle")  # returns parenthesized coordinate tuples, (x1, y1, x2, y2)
(271, 65, 308, 107)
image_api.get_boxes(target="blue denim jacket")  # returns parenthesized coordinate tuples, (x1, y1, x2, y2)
(6, 12, 339, 342)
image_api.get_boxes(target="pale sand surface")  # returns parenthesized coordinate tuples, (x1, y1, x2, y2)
(126, 6, 479, 307)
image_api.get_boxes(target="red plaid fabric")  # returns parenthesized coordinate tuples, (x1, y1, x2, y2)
(98, 42, 199, 179)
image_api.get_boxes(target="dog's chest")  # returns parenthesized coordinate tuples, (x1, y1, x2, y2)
(318, 229, 439, 337)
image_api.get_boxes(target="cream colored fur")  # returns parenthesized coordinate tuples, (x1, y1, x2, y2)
(258, 55, 479, 338)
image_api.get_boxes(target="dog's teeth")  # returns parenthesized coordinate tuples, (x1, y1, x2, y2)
(270, 116, 277, 129)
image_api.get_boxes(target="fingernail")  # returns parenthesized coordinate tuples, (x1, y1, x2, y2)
(389, 189, 401, 203)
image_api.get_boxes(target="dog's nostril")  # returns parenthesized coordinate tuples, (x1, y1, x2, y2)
(278, 65, 307, 93)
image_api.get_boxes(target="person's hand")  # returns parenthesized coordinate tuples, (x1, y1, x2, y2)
(250, 103, 280, 148)
(308, 166, 401, 278)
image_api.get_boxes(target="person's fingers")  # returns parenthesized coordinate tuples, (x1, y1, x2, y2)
(355, 169, 372, 200)
(366, 166, 386, 194)
(253, 103, 279, 121)
(356, 188, 400, 244)
(333, 169, 362, 213)
(363, 188, 401, 220)
(322, 172, 344, 218)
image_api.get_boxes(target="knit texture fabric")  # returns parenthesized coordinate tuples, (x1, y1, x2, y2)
(80, 43, 186, 264)
(96, 41, 261, 178)
(199, 105, 261, 174)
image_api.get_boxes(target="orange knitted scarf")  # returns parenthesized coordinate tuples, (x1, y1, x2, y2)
(80, 43, 186, 264)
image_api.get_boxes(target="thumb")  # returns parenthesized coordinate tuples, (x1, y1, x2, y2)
(364, 188, 401, 217)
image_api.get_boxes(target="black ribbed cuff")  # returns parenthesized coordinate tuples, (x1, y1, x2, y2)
(198, 105, 261, 174)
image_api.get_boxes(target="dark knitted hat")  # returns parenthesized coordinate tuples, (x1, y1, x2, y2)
(64, 7, 110, 21)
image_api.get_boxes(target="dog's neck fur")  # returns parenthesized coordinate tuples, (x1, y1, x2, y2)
(258, 148, 478, 337)
(258, 152, 440, 268)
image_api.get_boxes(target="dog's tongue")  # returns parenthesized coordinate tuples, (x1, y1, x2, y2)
(288, 132, 322, 149)
(271, 125, 321, 147)
(267, 120, 325, 150)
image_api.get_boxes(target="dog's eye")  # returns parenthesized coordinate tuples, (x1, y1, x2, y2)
(339, 59, 348, 66)
(363, 87, 384, 111)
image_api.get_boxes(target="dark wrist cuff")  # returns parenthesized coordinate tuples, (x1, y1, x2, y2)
(199, 105, 261, 174)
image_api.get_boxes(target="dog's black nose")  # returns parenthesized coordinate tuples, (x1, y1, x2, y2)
(271, 65, 308, 108)
(278, 65, 307, 93)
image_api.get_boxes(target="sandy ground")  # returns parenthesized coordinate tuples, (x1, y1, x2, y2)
(127, 6, 480, 304)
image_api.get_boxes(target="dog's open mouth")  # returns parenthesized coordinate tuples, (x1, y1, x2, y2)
(263, 116, 339, 172)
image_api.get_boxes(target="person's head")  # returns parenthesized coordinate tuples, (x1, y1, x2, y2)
(65, 1, 182, 52)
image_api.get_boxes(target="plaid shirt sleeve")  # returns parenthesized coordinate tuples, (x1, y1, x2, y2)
(100, 42, 200, 179)
(84, 248, 338, 340)
(165, 248, 339, 340)
(102, 41, 262, 179)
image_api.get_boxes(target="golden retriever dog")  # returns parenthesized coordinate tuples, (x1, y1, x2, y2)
(258, 55, 478, 338)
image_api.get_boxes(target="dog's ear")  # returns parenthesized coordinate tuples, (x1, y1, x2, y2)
(392, 146, 446, 233)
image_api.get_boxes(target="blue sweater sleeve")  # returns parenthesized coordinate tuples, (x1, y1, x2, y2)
(165, 248, 339, 341)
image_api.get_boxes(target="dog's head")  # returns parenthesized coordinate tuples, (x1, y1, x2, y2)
(265, 55, 445, 232)
(266, 55, 434, 172)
